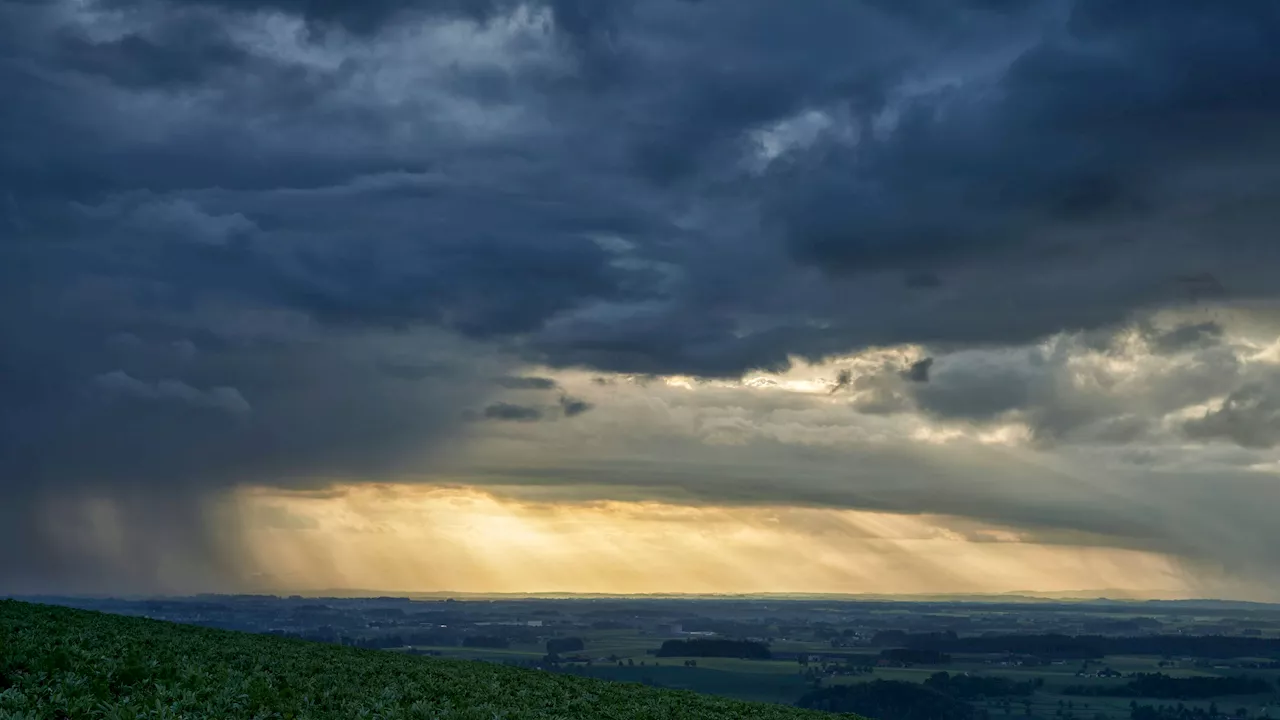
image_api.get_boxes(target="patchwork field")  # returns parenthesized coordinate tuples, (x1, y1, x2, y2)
(398, 629, 1280, 718)
(0, 600, 863, 720)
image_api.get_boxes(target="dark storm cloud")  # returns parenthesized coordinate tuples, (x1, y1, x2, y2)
(912, 354, 1035, 422)
(134, 0, 487, 30)
(9, 0, 1280, 374)
(83, 0, 527, 31)
(484, 402, 544, 422)
(480, 394, 593, 420)
(0, 0, 627, 593)
(1147, 322, 1224, 355)
(6, 0, 1280, 592)
(903, 357, 933, 383)
(828, 368, 853, 394)
(524, 0, 1280, 375)
(1184, 380, 1280, 450)
(0, 311, 503, 592)
(558, 395, 593, 417)
(497, 375, 559, 390)
(52, 11, 251, 89)
(775, 0, 1280, 273)
(379, 360, 456, 381)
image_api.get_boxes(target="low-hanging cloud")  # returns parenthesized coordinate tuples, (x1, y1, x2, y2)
(444, 346, 1280, 596)
(94, 370, 253, 415)
(1185, 379, 1280, 450)
(496, 375, 560, 391)
(559, 395, 593, 417)
(848, 320, 1268, 447)
(484, 402, 544, 422)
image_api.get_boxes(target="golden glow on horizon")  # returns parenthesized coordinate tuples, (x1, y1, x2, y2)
(234, 484, 1187, 596)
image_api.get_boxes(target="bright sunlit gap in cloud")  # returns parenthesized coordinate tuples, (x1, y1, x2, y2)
(234, 485, 1188, 598)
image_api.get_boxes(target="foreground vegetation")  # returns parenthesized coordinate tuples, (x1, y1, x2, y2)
(0, 600, 863, 719)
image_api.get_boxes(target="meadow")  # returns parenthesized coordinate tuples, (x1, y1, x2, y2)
(0, 600, 863, 720)
(398, 628, 1280, 718)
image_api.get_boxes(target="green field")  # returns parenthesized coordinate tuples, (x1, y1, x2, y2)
(399, 635, 822, 705)
(821, 658, 1280, 720)
(14, 598, 1280, 720)
(0, 600, 864, 720)
(396, 629, 1280, 718)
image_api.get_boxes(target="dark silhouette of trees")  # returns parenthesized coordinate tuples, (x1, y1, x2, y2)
(655, 639, 771, 660)
(546, 637, 585, 655)
(461, 636, 510, 649)
(1130, 701, 1243, 720)
(1066, 673, 1270, 700)
(924, 672, 1039, 699)
(797, 680, 975, 720)
(882, 648, 952, 665)
(891, 634, 1280, 660)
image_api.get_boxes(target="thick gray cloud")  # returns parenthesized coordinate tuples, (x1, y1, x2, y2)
(874, 320, 1264, 446)
(7, 0, 1280, 370)
(484, 402, 544, 422)
(5, 0, 1280, 593)
(1149, 321, 1225, 355)
(776, 1, 1280, 271)
(479, 394, 593, 421)
(1185, 379, 1280, 450)
(444, 358, 1280, 594)
(558, 395, 593, 417)
(903, 358, 933, 383)
(0, 318, 506, 592)
(496, 375, 560, 391)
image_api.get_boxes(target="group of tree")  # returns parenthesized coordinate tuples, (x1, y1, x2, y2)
(796, 670, 1046, 720)
(674, 618, 765, 636)
(923, 671, 1040, 700)
(461, 636, 510, 650)
(872, 631, 958, 648)
(1066, 674, 1271, 700)
(546, 637, 585, 655)
(1130, 701, 1252, 720)
(796, 680, 977, 720)
(802, 660, 876, 677)
(654, 639, 771, 660)
(885, 633, 1280, 660)
(284, 630, 461, 649)
(541, 653, 592, 666)
(881, 648, 953, 665)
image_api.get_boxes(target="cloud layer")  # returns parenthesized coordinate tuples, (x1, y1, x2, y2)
(4, 0, 1280, 594)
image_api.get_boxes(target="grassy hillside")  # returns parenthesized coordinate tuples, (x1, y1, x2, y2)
(0, 600, 862, 719)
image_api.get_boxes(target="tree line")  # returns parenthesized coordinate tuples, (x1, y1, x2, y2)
(1131, 702, 1253, 720)
(1065, 673, 1271, 699)
(924, 671, 1041, 699)
(654, 639, 772, 660)
(886, 633, 1280, 660)
(796, 680, 978, 720)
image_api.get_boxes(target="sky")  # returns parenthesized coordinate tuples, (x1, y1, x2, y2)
(4, 0, 1280, 600)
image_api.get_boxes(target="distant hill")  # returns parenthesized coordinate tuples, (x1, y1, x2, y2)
(18, 590, 1275, 609)
(181, 589, 1277, 608)
(0, 600, 862, 720)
